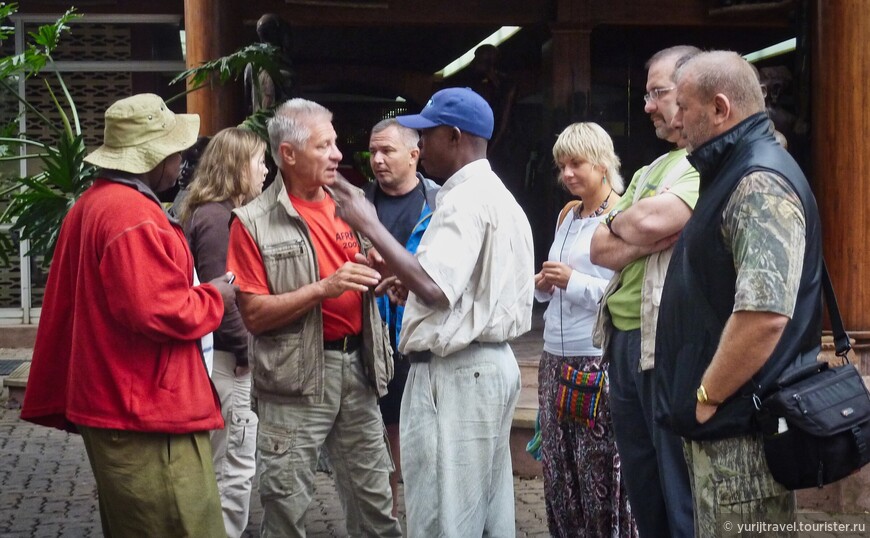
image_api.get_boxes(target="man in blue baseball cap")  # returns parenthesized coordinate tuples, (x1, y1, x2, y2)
(394, 86, 494, 138)
(332, 86, 534, 537)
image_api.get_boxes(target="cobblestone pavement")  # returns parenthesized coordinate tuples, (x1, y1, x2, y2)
(0, 406, 549, 537)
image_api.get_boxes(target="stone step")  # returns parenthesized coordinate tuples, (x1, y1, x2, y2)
(3, 360, 30, 409)
(514, 353, 540, 430)
(0, 325, 37, 348)
(509, 337, 543, 478)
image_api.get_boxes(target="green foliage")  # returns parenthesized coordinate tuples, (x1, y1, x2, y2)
(240, 107, 271, 142)
(0, 4, 96, 265)
(167, 42, 283, 105)
(0, 4, 15, 43)
(170, 41, 287, 168)
(354, 151, 375, 182)
(0, 5, 284, 265)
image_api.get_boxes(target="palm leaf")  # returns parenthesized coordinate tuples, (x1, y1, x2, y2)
(167, 42, 284, 103)
(0, 6, 93, 266)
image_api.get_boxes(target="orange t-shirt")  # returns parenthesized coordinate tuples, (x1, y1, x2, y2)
(227, 194, 363, 340)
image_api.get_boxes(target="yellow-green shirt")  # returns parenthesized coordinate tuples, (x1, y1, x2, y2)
(606, 149, 700, 330)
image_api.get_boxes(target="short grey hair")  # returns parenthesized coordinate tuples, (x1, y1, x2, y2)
(645, 45, 701, 71)
(674, 50, 766, 118)
(370, 118, 419, 151)
(267, 98, 333, 156)
(552, 122, 624, 193)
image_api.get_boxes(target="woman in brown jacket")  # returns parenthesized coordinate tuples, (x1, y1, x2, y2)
(177, 127, 268, 537)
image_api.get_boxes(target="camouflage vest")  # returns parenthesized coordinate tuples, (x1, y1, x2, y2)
(655, 113, 822, 440)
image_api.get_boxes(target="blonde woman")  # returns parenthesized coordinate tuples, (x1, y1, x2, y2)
(534, 122, 637, 537)
(178, 127, 268, 538)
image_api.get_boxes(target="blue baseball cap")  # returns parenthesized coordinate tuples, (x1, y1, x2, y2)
(396, 87, 494, 140)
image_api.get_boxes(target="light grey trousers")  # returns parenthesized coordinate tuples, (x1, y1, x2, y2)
(210, 350, 258, 538)
(401, 342, 521, 538)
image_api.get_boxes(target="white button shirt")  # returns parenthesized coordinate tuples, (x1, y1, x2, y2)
(399, 159, 534, 357)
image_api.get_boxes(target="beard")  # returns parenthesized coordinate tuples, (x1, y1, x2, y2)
(655, 122, 677, 142)
(652, 113, 678, 142)
(685, 112, 716, 153)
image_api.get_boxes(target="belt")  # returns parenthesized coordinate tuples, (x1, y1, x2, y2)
(406, 350, 432, 363)
(406, 342, 488, 363)
(323, 334, 362, 352)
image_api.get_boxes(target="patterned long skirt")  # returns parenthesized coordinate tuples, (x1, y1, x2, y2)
(538, 350, 638, 538)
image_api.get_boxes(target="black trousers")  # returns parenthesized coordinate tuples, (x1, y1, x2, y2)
(608, 328, 695, 538)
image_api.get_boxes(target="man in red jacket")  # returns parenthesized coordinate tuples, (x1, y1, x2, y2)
(21, 94, 237, 537)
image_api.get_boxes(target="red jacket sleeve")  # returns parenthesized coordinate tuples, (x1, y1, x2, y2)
(100, 219, 224, 342)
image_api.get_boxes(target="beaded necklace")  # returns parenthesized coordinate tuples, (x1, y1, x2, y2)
(576, 188, 614, 219)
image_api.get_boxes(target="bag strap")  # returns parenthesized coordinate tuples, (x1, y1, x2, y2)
(821, 260, 852, 359)
(557, 200, 582, 227)
(853, 425, 870, 467)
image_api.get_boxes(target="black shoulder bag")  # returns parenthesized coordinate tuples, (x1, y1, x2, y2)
(755, 262, 870, 489)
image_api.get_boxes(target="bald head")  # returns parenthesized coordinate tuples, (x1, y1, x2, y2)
(671, 50, 767, 153)
(675, 51, 766, 119)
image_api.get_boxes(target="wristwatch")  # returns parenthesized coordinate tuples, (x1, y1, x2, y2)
(605, 209, 622, 236)
(696, 384, 721, 406)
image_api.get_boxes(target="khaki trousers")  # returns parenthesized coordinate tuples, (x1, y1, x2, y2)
(255, 348, 401, 538)
(78, 425, 224, 538)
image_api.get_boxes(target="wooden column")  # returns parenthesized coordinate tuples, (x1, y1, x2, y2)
(812, 0, 870, 349)
(183, 0, 240, 135)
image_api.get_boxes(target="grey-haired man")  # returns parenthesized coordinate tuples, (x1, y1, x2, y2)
(227, 98, 400, 538)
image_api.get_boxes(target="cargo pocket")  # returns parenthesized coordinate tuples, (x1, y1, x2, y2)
(710, 436, 793, 526)
(381, 321, 394, 383)
(256, 424, 297, 500)
(251, 332, 305, 397)
(227, 406, 258, 458)
(712, 472, 792, 529)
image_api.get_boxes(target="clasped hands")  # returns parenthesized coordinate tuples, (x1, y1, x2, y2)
(535, 261, 573, 294)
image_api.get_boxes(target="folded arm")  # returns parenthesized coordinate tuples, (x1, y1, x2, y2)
(590, 193, 691, 270)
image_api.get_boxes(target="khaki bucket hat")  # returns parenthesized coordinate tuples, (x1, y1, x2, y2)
(84, 93, 200, 174)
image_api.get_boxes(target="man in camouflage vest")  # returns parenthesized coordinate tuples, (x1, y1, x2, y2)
(655, 51, 823, 537)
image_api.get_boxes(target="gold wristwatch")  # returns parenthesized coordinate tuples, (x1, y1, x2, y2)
(696, 384, 721, 406)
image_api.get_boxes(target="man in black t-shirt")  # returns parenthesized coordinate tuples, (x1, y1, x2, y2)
(364, 118, 439, 516)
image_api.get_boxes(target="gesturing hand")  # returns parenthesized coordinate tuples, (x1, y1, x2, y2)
(354, 250, 390, 279)
(375, 275, 409, 306)
(331, 175, 378, 234)
(320, 261, 381, 298)
(539, 261, 572, 290)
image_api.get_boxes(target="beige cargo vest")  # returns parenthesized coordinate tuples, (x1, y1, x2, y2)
(592, 153, 692, 370)
(233, 174, 393, 403)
